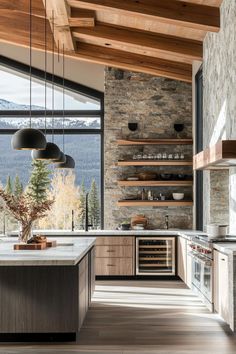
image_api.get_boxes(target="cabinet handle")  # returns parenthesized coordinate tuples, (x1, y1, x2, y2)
(221, 258, 226, 261)
(107, 250, 115, 252)
(107, 264, 115, 267)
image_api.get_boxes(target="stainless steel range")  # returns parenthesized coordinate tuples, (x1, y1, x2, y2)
(189, 235, 213, 309)
(189, 234, 236, 310)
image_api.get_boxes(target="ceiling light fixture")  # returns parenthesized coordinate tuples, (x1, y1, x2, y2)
(11, 0, 47, 151)
(56, 45, 75, 169)
(32, 2, 60, 161)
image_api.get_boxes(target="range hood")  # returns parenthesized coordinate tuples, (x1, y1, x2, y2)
(193, 140, 236, 170)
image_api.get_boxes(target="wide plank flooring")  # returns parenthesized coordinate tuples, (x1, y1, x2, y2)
(0, 280, 236, 353)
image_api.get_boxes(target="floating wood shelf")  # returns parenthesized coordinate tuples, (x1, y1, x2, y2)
(117, 200, 193, 207)
(117, 160, 193, 166)
(193, 140, 236, 170)
(117, 139, 193, 146)
(118, 180, 193, 187)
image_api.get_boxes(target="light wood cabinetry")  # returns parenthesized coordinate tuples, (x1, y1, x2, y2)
(95, 236, 134, 276)
(178, 236, 187, 282)
(213, 250, 230, 325)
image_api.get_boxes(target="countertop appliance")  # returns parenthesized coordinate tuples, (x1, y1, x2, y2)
(136, 237, 175, 276)
(189, 234, 236, 310)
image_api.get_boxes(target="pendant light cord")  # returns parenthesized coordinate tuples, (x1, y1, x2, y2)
(52, 10, 55, 143)
(29, 0, 32, 128)
(62, 44, 65, 153)
(44, 0, 47, 135)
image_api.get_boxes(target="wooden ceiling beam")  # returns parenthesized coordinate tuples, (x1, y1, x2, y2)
(74, 42, 192, 82)
(42, 0, 75, 52)
(0, 0, 45, 17)
(68, 0, 220, 32)
(73, 23, 202, 64)
(69, 8, 95, 27)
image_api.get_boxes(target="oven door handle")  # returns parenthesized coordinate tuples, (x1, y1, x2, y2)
(188, 252, 212, 266)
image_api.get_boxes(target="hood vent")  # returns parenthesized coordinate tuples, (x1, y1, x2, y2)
(193, 140, 236, 170)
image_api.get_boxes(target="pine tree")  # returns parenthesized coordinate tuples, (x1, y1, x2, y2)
(88, 179, 100, 228)
(14, 175, 23, 197)
(79, 178, 86, 227)
(27, 160, 51, 204)
(5, 176, 12, 195)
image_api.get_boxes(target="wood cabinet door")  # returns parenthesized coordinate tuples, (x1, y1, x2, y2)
(95, 257, 134, 276)
(78, 254, 89, 330)
(213, 250, 230, 324)
(186, 240, 192, 288)
(177, 237, 187, 282)
(96, 245, 133, 258)
(96, 236, 134, 246)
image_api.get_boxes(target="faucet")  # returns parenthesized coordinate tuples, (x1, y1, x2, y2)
(84, 192, 93, 231)
(165, 215, 169, 230)
(71, 210, 75, 232)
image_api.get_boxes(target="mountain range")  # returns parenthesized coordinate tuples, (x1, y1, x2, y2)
(0, 99, 101, 191)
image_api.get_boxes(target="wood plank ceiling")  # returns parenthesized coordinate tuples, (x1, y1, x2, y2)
(0, 0, 223, 82)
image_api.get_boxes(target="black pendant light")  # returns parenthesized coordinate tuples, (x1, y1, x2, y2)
(11, 0, 46, 151)
(32, 3, 60, 161)
(56, 45, 75, 169)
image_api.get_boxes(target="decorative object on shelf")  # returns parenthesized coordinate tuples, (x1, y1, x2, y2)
(11, 0, 47, 151)
(128, 122, 138, 132)
(138, 172, 157, 181)
(0, 189, 54, 243)
(126, 176, 139, 181)
(172, 193, 184, 200)
(174, 123, 184, 132)
(56, 44, 75, 169)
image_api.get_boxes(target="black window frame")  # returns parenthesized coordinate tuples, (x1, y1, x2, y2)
(0, 55, 104, 229)
(195, 66, 203, 231)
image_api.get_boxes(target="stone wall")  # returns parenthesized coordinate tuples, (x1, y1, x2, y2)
(104, 68, 193, 229)
(202, 0, 236, 230)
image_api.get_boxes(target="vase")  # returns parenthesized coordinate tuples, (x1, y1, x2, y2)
(19, 222, 33, 243)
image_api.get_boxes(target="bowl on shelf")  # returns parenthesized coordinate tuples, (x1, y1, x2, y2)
(172, 193, 184, 200)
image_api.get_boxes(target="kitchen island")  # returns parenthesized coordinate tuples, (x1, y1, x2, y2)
(0, 237, 96, 341)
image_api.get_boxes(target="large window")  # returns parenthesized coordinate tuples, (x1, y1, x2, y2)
(0, 57, 103, 233)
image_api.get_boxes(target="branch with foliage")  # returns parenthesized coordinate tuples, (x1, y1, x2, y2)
(0, 188, 54, 225)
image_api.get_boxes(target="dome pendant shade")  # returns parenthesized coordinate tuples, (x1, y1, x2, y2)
(53, 151, 66, 164)
(11, 128, 47, 150)
(56, 154, 75, 169)
(31, 142, 61, 161)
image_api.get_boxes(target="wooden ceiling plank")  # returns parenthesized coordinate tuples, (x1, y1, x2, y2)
(72, 23, 202, 64)
(42, 0, 75, 51)
(69, 8, 95, 27)
(67, 0, 220, 32)
(74, 42, 192, 82)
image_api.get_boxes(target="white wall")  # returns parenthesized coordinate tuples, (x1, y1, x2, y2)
(0, 42, 105, 93)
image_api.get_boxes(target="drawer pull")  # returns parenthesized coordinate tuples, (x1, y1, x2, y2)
(107, 250, 115, 252)
(221, 258, 226, 261)
(107, 264, 115, 267)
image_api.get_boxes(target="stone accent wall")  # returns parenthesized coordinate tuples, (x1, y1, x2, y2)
(104, 68, 193, 230)
(203, 0, 236, 230)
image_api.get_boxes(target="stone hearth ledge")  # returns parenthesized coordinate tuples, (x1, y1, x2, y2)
(0, 237, 96, 266)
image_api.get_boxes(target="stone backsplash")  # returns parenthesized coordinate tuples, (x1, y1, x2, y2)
(104, 68, 193, 230)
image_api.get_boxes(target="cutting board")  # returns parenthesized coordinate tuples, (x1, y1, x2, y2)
(14, 242, 47, 250)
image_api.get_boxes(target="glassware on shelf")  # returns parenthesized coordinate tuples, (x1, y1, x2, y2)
(142, 154, 148, 160)
(174, 153, 179, 159)
(136, 153, 142, 160)
(180, 153, 185, 160)
(162, 153, 167, 160)
(156, 153, 162, 160)
(133, 154, 138, 160)
(148, 153, 154, 160)
(168, 154, 173, 160)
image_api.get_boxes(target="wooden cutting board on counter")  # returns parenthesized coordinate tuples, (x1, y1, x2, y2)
(13, 240, 57, 250)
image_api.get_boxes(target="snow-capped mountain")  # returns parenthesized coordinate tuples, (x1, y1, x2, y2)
(0, 99, 100, 129)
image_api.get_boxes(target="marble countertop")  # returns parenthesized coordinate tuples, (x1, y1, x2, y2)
(7, 229, 207, 239)
(0, 237, 96, 266)
(213, 242, 236, 256)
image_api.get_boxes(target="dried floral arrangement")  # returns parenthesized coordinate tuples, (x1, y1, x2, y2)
(0, 188, 54, 243)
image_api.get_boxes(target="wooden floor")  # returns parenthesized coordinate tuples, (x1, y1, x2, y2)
(0, 280, 236, 353)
